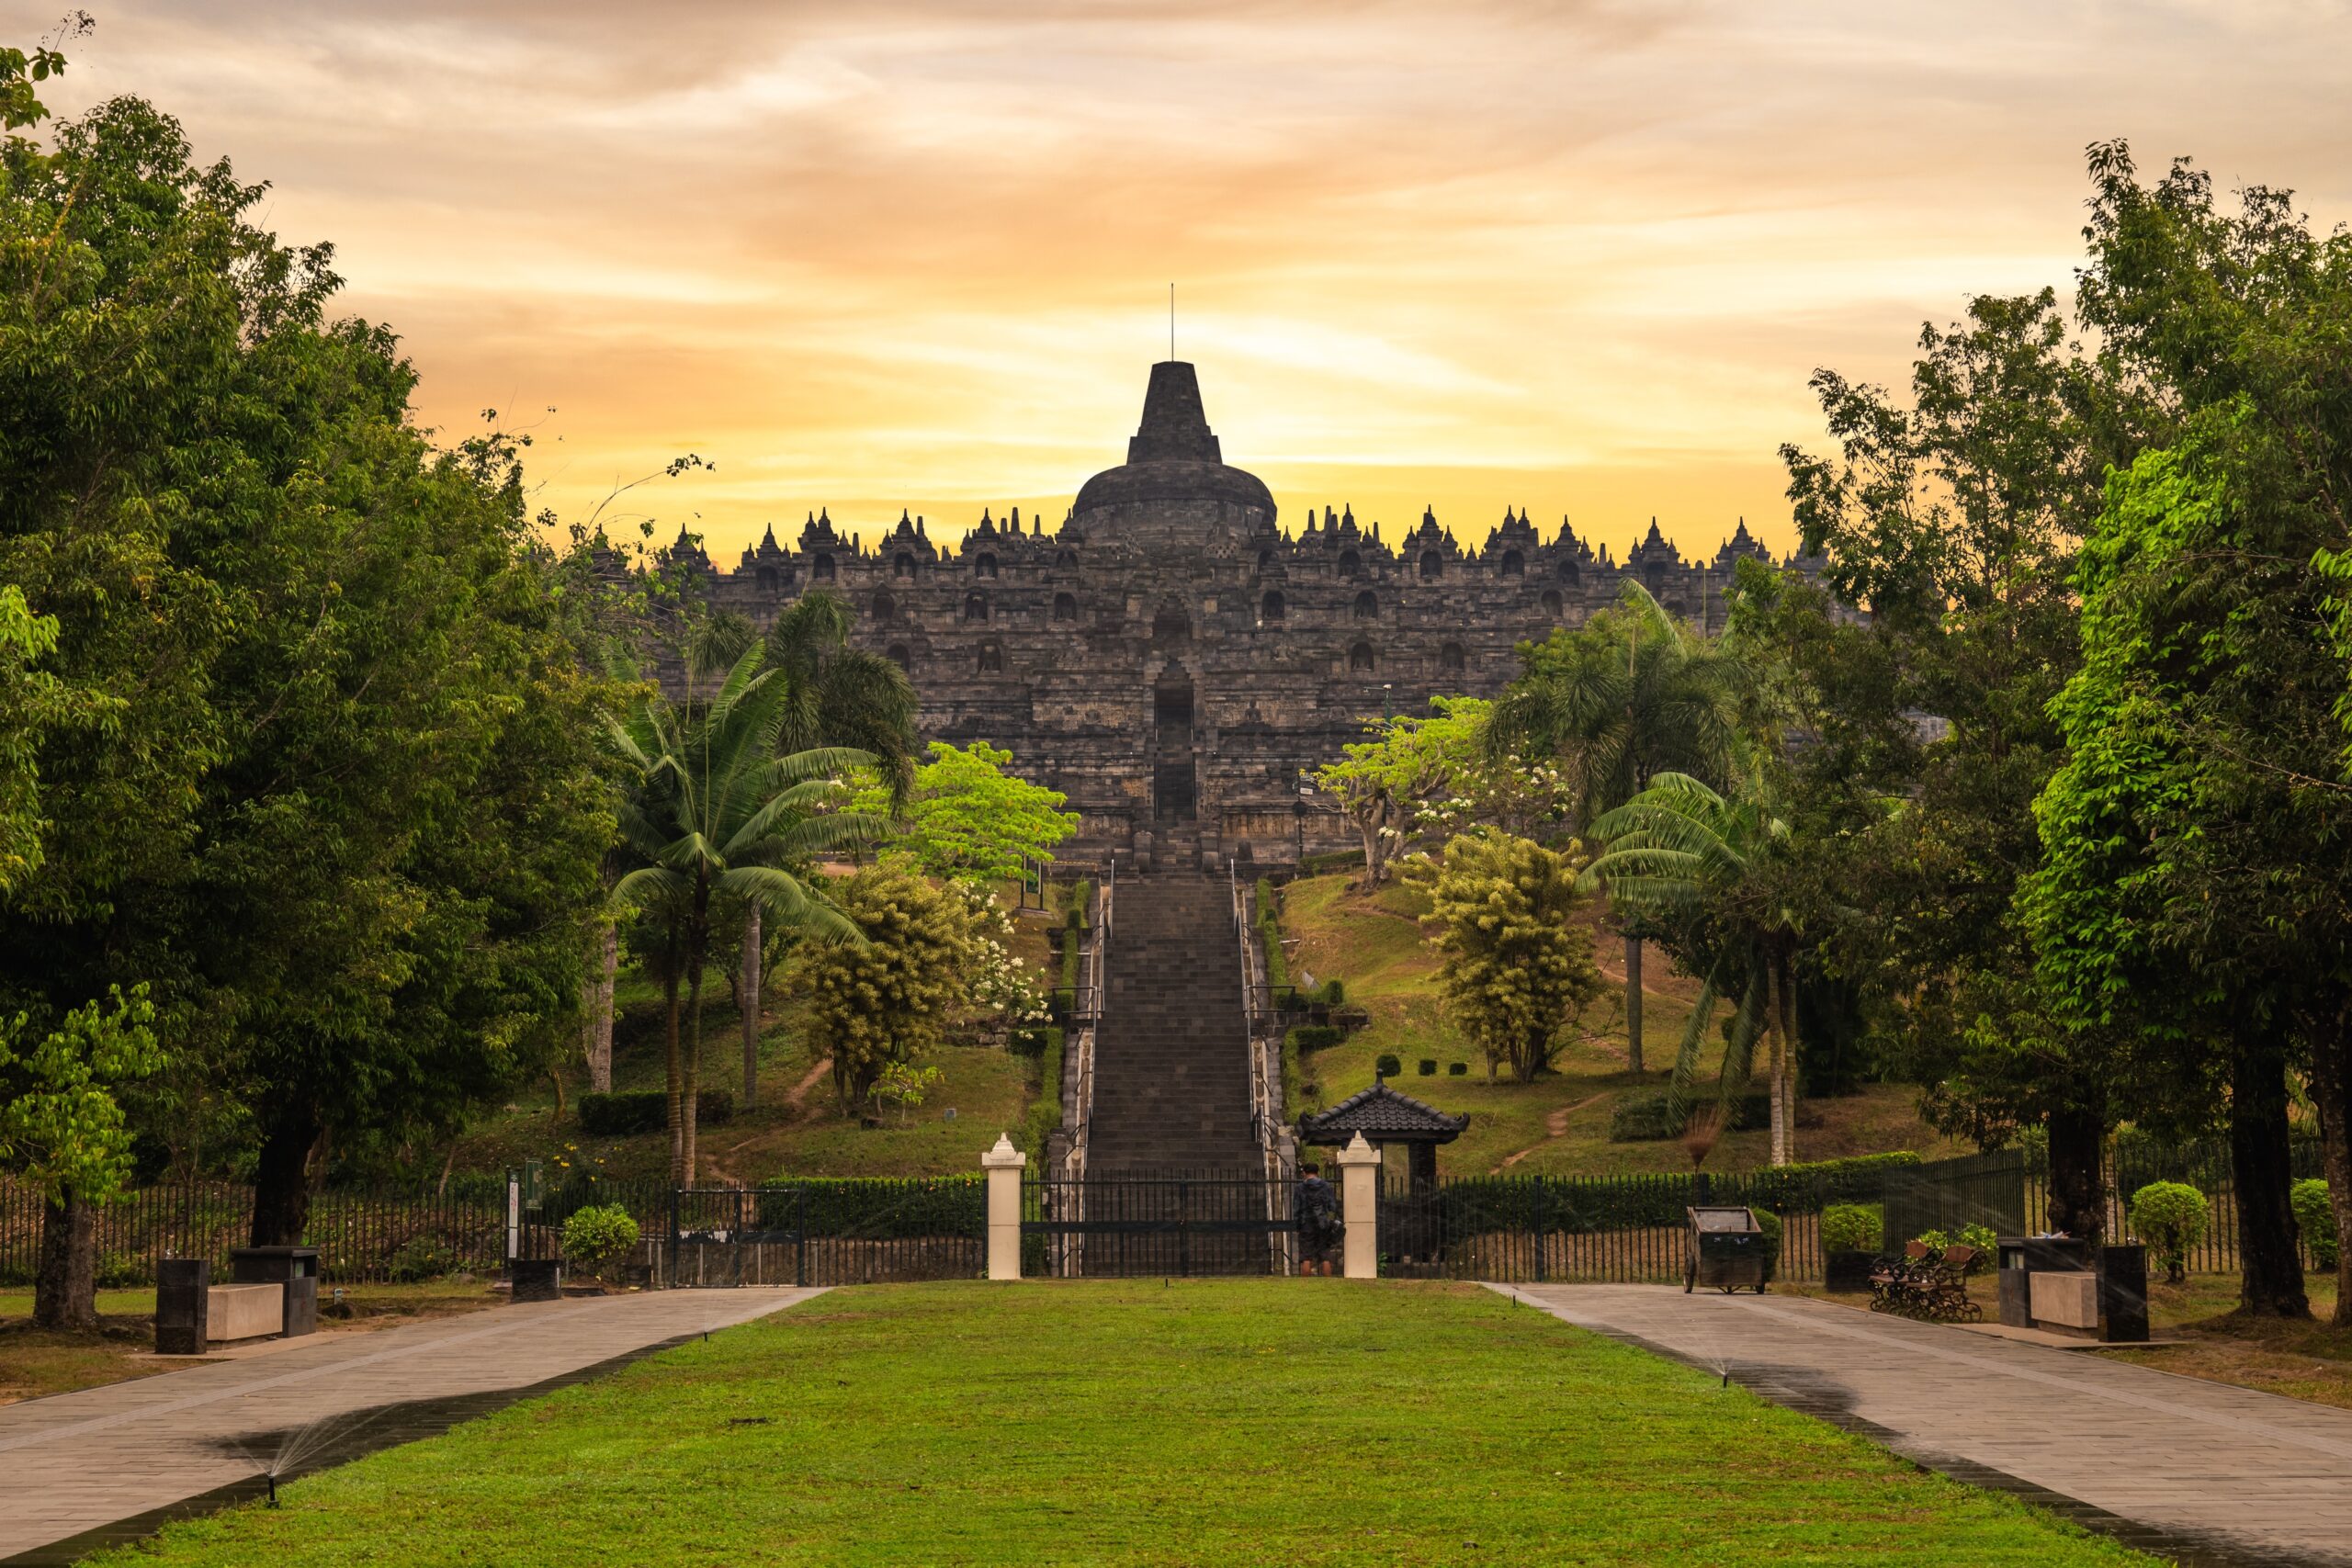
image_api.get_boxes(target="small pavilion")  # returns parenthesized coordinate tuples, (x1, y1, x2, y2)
(1297, 1082, 1469, 1191)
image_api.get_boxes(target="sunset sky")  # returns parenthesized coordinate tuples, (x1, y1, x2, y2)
(23, 2, 2352, 562)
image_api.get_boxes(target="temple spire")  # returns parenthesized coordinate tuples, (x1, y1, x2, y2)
(1125, 361, 1222, 465)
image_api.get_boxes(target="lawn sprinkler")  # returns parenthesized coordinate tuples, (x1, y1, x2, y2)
(266, 1472, 278, 1508)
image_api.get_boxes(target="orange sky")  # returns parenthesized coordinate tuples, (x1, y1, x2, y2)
(24, 2, 2352, 563)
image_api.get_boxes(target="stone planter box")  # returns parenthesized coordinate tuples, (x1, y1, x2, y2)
(1824, 1249, 1878, 1294)
(511, 1258, 563, 1303)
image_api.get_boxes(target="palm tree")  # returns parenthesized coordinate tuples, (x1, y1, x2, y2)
(607, 644, 888, 1184)
(1582, 772, 1807, 1166)
(662, 595, 918, 1111)
(1489, 582, 1746, 1074)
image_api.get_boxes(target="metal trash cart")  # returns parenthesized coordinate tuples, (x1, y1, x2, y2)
(1684, 1205, 1770, 1294)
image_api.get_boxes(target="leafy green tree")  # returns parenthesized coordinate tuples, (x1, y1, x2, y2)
(0, 985, 161, 1329)
(0, 583, 89, 895)
(860, 740, 1076, 887)
(1411, 833, 1603, 1084)
(2026, 144, 2352, 1318)
(3, 63, 624, 1247)
(1761, 287, 2147, 1237)
(607, 644, 884, 1182)
(1585, 773, 1815, 1165)
(803, 866, 980, 1112)
(1490, 585, 1747, 1072)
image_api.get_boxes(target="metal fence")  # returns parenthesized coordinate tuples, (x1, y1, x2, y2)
(1022, 1172, 1296, 1278)
(0, 1173, 681, 1287)
(666, 1179, 985, 1287)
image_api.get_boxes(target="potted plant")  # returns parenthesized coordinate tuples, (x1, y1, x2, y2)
(1821, 1202, 1883, 1293)
(560, 1203, 643, 1293)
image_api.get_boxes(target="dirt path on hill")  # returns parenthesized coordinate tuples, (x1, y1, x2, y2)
(695, 1058, 834, 1189)
(1494, 1093, 1607, 1172)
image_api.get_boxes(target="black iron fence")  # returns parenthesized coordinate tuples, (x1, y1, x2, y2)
(0, 1174, 657, 1286)
(667, 1179, 985, 1287)
(1379, 1156, 1917, 1283)
(1022, 1172, 1295, 1278)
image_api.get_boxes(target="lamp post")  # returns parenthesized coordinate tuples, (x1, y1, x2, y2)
(1294, 767, 1308, 865)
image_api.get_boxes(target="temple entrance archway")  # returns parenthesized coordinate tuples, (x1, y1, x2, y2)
(1151, 665, 1197, 823)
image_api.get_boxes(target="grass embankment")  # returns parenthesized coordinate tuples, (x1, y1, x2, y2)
(1277, 874, 1965, 1179)
(97, 1280, 2150, 1567)
(0, 1282, 494, 1404)
(450, 901, 1059, 1184)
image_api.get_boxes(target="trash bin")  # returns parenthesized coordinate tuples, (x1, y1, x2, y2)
(1684, 1206, 1770, 1294)
(230, 1246, 321, 1337)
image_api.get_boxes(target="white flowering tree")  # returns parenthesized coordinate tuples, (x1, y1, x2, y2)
(1316, 697, 1572, 886)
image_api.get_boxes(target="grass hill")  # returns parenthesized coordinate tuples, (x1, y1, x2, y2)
(1275, 873, 1962, 1179)
(445, 871, 1953, 1187)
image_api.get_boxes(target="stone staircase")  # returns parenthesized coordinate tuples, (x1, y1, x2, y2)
(1085, 874, 1260, 1175)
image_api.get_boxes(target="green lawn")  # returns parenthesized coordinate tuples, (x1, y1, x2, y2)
(98, 1280, 2151, 1566)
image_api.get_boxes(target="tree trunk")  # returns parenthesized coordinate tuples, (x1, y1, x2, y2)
(1623, 932, 1645, 1076)
(32, 1190, 96, 1332)
(2043, 1101, 2106, 1245)
(741, 901, 763, 1110)
(2305, 1006, 2352, 1328)
(548, 1067, 567, 1122)
(684, 961, 705, 1187)
(2231, 1038, 2309, 1318)
(1762, 959, 1789, 1168)
(251, 1099, 323, 1247)
(588, 921, 616, 1094)
(1772, 953, 1801, 1168)
(663, 963, 684, 1188)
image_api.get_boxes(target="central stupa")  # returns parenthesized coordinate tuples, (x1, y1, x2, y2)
(1069, 362, 1277, 545)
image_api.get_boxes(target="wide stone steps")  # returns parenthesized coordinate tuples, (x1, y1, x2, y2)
(1085, 874, 1260, 1175)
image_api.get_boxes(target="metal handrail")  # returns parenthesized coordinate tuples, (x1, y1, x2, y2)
(1231, 863, 1293, 1274)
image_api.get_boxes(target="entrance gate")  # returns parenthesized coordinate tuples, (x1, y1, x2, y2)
(1021, 1173, 1297, 1278)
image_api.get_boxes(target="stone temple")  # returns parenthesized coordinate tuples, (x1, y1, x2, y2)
(661, 361, 1819, 869)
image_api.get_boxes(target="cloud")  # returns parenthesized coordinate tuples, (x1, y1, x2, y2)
(25, 0, 2352, 559)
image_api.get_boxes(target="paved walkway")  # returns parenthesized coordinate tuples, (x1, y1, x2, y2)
(0, 1287, 822, 1563)
(1502, 1284, 2352, 1568)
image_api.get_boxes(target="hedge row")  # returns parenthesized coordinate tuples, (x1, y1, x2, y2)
(1420, 1151, 1924, 1234)
(1609, 1089, 1772, 1143)
(749, 1175, 987, 1238)
(579, 1089, 736, 1137)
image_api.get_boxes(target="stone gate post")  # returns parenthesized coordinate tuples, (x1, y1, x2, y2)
(1336, 1132, 1381, 1280)
(983, 1134, 1028, 1281)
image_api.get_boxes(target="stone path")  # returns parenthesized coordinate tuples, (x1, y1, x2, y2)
(1502, 1283, 2352, 1568)
(0, 1286, 822, 1563)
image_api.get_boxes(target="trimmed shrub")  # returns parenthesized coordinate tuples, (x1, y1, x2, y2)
(1754, 1209, 1783, 1282)
(1287, 1024, 1344, 1052)
(1302, 848, 1365, 875)
(387, 1235, 459, 1283)
(752, 1176, 987, 1239)
(1316, 978, 1346, 1007)
(1819, 1201, 1883, 1256)
(561, 1203, 642, 1277)
(1447, 1061, 1468, 1076)
(1011, 1024, 1060, 1060)
(1915, 1223, 1999, 1274)
(2128, 1180, 2210, 1284)
(1416, 1059, 1437, 1076)
(1374, 1053, 1402, 1078)
(1016, 1028, 1066, 1158)
(2291, 1178, 2338, 1270)
(1609, 1089, 1770, 1143)
(579, 1089, 734, 1137)
(1417, 1151, 1923, 1236)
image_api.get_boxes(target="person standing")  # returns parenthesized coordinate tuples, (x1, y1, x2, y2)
(1295, 1162, 1341, 1276)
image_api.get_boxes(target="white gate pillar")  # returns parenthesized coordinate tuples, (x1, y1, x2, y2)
(982, 1134, 1028, 1280)
(1336, 1132, 1381, 1280)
